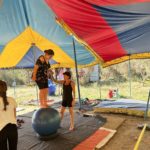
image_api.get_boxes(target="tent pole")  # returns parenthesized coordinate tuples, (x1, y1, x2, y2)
(144, 90, 150, 120)
(13, 68, 16, 98)
(128, 55, 132, 98)
(32, 44, 39, 104)
(72, 37, 82, 109)
(98, 64, 101, 99)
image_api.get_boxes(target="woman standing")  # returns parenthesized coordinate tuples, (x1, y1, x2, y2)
(32, 49, 54, 107)
(0, 80, 18, 150)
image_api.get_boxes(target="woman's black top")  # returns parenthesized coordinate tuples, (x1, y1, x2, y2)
(36, 55, 50, 82)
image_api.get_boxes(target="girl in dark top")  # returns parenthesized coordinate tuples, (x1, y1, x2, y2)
(32, 49, 54, 108)
(50, 71, 75, 131)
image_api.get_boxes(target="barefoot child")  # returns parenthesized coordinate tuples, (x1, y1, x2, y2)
(50, 71, 75, 131)
(0, 80, 18, 150)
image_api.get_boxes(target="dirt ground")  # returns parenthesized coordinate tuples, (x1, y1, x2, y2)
(101, 114, 150, 150)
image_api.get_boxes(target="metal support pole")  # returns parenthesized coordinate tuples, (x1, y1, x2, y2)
(144, 90, 150, 120)
(98, 64, 102, 99)
(72, 37, 82, 109)
(13, 68, 16, 98)
(128, 55, 132, 98)
(32, 44, 39, 103)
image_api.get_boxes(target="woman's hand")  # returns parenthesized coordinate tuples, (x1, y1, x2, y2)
(49, 69, 54, 75)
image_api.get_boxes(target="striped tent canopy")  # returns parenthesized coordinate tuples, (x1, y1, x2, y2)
(0, 0, 98, 68)
(1, 0, 150, 69)
(46, 0, 150, 67)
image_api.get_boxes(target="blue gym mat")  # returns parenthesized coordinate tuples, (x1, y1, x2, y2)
(94, 99, 150, 116)
(17, 111, 105, 150)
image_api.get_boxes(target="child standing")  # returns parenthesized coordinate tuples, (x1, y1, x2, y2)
(50, 71, 75, 131)
(0, 80, 18, 150)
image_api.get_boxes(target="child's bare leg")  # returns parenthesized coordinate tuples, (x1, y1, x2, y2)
(69, 107, 74, 131)
(60, 106, 66, 120)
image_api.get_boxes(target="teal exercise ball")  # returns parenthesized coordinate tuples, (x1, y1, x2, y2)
(32, 108, 60, 137)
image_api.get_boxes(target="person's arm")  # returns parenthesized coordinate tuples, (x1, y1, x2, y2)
(13, 99, 17, 119)
(32, 56, 44, 81)
(71, 81, 75, 101)
(32, 65, 39, 81)
(14, 108, 16, 119)
(50, 73, 64, 84)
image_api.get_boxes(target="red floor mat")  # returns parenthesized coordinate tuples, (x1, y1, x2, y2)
(73, 128, 116, 150)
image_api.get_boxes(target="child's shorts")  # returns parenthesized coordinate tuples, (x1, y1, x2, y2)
(62, 99, 73, 107)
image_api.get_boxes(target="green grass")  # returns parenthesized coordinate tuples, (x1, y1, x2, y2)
(79, 82, 149, 100)
(7, 81, 150, 104)
(6, 81, 149, 115)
